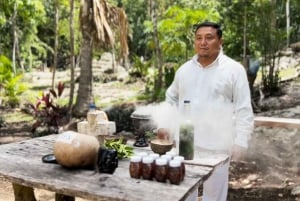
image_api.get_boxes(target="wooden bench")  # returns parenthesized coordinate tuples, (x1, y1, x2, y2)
(254, 116, 300, 129)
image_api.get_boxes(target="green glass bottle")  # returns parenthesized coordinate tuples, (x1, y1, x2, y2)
(179, 100, 194, 160)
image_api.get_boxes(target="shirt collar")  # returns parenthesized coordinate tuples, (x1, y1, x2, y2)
(192, 50, 224, 68)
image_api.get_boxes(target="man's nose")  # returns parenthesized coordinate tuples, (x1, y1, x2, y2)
(200, 38, 207, 45)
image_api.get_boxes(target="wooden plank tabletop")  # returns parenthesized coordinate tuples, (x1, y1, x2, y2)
(0, 135, 227, 201)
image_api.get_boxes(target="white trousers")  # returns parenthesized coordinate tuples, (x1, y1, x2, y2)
(202, 160, 229, 201)
(185, 150, 230, 201)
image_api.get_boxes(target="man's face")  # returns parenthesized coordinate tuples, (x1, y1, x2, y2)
(194, 26, 223, 59)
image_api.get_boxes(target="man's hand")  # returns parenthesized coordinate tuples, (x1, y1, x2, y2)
(231, 144, 248, 162)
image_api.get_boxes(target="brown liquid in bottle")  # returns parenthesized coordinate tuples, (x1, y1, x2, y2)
(168, 160, 181, 185)
(129, 156, 142, 179)
(154, 158, 168, 182)
(173, 155, 185, 181)
(142, 156, 154, 180)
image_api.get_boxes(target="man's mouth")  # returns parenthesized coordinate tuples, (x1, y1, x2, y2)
(199, 47, 208, 50)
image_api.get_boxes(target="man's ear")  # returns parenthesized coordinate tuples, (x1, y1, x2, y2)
(219, 38, 223, 48)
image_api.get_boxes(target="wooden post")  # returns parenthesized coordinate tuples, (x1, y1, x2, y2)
(12, 183, 36, 201)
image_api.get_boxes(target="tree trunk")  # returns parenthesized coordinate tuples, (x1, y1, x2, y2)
(151, 0, 163, 100)
(12, 183, 36, 201)
(286, 0, 290, 48)
(12, 1, 17, 75)
(68, 0, 75, 116)
(242, 0, 248, 71)
(73, 0, 94, 117)
(52, 0, 59, 89)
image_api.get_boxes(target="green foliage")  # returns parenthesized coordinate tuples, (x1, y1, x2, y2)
(0, 0, 81, 70)
(144, 5, 220, 63)
(27, 82, 69, 135)
(0, 55, 28, 107)
(261, 69, 281, 96)
(164, 63, 177, 87)
(0, 55, 13, 82)
(0, 0, 47, 69)
(129, 55, 151, 77)
(104, 103, 135, 133)
(144, 67, 156, 94)
(219, 0, 294, 97)
(121, 0, 148, 57)
(104, 137, 134, 159)
(255, 1, 286, 97)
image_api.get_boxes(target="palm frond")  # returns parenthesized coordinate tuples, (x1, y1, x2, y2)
(93, 0, 114, 46)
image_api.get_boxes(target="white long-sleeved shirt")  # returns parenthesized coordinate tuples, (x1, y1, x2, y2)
(166, 52, 254, 151)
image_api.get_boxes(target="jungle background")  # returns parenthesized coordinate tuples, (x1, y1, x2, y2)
(1, 0, 300, 200)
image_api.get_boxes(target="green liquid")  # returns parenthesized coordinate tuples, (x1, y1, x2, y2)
(179, 124, 194, 160)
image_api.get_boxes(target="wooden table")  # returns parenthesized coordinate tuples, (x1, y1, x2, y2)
(0, 135, 228, 201)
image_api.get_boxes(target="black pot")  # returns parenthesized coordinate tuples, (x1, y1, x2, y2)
(131, 112, 156, 147)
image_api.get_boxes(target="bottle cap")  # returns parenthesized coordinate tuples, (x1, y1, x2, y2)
(169, 159, 181, 167)
(173, 155, 184, 162)
(149, 153, 160, 160)
(155, 158, 167, 166)
(166, 151, 176, 158)
(136, 152, 148, 157)
(89, 103, 96, 110)
(142, 156, 154, 164)
(161, 154, 172, 162)
(130, 155, 142, 163)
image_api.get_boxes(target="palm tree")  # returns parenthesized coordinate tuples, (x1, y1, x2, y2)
(73, 0, 129, 117)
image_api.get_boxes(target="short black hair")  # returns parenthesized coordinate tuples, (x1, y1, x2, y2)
(193, 21, 222, 39)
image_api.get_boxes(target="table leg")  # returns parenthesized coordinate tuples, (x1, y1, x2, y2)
(55, 193, 75, 201)
(12, 183, 37, 201)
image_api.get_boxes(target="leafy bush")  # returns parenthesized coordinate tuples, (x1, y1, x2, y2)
(129, 55, 152, 78)
(104, 103, 136, 133)
(27, 82, 69, 135)
(262, 69, 282, 97)
(0, 55, 28, 107)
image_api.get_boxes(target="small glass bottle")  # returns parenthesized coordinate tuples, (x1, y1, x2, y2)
(179, 100, 194, 160)
(89, 103, 96, 111)
(173, 155, 185, 181)
(154, 158, 168, 182)
(129, 155, 142, 179)
(142, 156, 154, 180)
(168, 160, 182, 185)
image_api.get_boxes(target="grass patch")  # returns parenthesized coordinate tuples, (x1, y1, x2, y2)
(2, 111, 33, 123)
(255, 66, 298, 85)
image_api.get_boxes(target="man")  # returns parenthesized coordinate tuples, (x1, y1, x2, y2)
(165, 21, 254, 201)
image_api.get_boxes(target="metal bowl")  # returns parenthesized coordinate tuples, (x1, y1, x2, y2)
(131, 111, 156, 147)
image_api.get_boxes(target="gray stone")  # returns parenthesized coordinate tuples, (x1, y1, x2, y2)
(292, 186, 300, 196)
